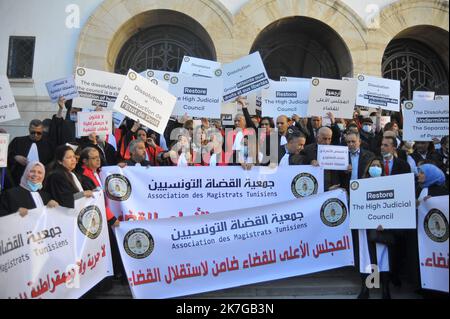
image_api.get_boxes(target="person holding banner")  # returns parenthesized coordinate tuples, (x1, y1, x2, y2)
(0, 161, 58, 216)
(44, 145, 94, 208)
(356, 157, 394, 299)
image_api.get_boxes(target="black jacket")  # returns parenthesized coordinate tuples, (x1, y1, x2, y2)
(342, 148, 375, 190)
(44, 169, 85, 209)
(0, 187, 52, 216)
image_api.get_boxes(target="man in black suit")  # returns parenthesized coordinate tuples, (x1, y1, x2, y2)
(342, 131, 375, 190)
(278, 131, 306, 166)
(381, 136, 411, 176)
(302, 126, 342, 191)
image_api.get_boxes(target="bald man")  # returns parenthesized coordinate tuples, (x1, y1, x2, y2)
(302, 127, 342, 190)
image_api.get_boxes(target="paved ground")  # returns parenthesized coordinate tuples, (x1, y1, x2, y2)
(89, 267, 423, 299)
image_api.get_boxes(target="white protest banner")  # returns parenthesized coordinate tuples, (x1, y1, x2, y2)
(140, 69, 177, 83)
(73, 67, 125, 110)
(99, 165, 324, 220)
(356, 74, 400, 111)
(413, 91, 435, 101)
(435, 95, 449, 101)
(317, 145, 349, 171)
(76, 111, 113, 137)
(45, 76, 79, 103)
(0, 75, 20, 123)
(418, 196, 449, 293)
(113, 70, 176, 135)
(307, 78, 357, 119)
(168, 74, 222, 118)
(0, 192, 113, 299)
(402, 100, 449, 142)
(0, 134, 9, 167)
(223, 52, 269, 102)
(349, 173, 416, 229)
(262, 81, 309, 118)
(179, 56, 222, 79)
(115, 189, 353, 299)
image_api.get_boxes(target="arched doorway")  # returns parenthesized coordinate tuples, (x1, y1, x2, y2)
(114, 10, 216, 75)
(249, 17, 353, 80)
(382, 26, 449, 102)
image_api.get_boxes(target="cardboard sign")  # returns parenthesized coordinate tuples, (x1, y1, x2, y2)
(168, 74, 222, 118)
(349, 173, 416, 229)
(76, 111, 113, 137)
(179, 56, 222, 79)
(73, 67, 125, 110)
(308, 78, 357, 119)
(262, 81, 309, 117)
(223, 52, 269, 102)
(413, 91, 435, 101)
(356, 74, 400, 111)
(0, 75, 20, 123)
(45, 76, 79, 103)
(0, 133, 9, 167)
(317, 145, 349, 171)
(113, 70, 176, 135)
(402, 100, 449, 142)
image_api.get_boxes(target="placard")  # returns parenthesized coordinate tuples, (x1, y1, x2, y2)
(45, 76, 79, 103)
(179, 56, 222, 79)
(402, 100, 449, 142)
(356, 74, 400, 111)
(308, 78, 357, 119)
(168, 74, 222, 118)
(349, 173, 416, 229)
(413, 91, 435, 101)
(222, 52, 269, 102)
(76, 111, 113, 137)
(262, 81, 309, 118)
(0, 133, 9, 167)
(0, 75, 20, 123)
(317, 145, 349, 171)
(113, 70, 176, 135)
(73, 67, 125, 110)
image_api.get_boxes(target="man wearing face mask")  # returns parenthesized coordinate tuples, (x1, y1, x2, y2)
(48, 97, 81, 147)
(360, 117, 380, 154)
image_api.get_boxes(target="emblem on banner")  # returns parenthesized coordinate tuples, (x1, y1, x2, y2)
(280, 77, 287, 82)
(184, 57, 190, 62)
(77, 205, 103, 239)
(404, 102, 414, 110)
(147, 70, 154, 78)
(312, 78, 320, 86)
(350, 181, 359, 191)
(105, 174, 132, 201)
(424, 209, 449, 243)
(163, 73, 171, 81)
(320, 198, 347, 227)
(214, 69, 222, 77)
(170, 76, 179, 85)
(291, 173, 318, 198)
(151, 79, 159, 85)
(77, 68, 86, 77)
(124, 229, 155, 259)
(358, 75, 365, 81)
(128, 72, 137, 81)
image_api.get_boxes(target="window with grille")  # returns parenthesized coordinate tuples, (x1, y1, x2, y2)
(7, 36, 36, 79)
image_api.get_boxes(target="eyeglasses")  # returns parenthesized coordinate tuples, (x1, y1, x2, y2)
(30, 131, 43, 136)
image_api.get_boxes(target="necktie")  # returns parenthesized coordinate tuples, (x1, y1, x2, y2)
(384, 160, 390, 176)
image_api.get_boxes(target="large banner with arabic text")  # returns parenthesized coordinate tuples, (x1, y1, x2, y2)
(0, 192, 113, 299)
(115, 189, 353, 299)
(100, 165, 324, 220)
(418, 196, 449, 292)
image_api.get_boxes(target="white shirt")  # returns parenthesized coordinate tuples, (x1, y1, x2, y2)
(30, 191, 44, 209)
(279, 153, 289, 167)
(70, 172, 84, 192)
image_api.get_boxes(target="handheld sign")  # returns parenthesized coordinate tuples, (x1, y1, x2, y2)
(350, 173, 416, 229)
(308, 78, 357, 119)
(179, 56, 222, 79)
(413, 91, 435, 101)
(262, 80, 309, 118)
(113, 70, 176, 135)
(76, 111, 113, 137)
(73, 67, 125, 110)
(222, 52, 269, 102)
(0, 134, 9, 167)
(45, 76, 79, 103)
(356, 74, 400, 111)
(402, 100, 449, 142)
(0, 76, 20, 123)
(317, 145, 349, 171)
(169, 74, 222, 118)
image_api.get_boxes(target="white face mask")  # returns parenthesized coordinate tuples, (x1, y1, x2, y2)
(362, 124, 372, 133)
(337, 123, 345, 131)
(69, 113, 78, 122)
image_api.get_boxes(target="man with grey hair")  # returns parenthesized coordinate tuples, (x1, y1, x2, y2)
(7, 119, 54, 186)
(123, 140, 151, 167)
(302, 126, 342, 190)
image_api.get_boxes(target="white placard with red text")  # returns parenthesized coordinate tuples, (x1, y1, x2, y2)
(0, 134, 9, 167)
(76, 111, 113, 137)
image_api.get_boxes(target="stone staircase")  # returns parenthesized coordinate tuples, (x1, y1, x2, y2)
(89, 267, 422, 299)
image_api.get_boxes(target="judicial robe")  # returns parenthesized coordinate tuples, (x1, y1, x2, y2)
(0, 186, 51, 216)
(44, 169, 84, 209)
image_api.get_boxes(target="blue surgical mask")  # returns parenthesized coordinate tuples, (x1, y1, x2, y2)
(70, 113, 78, 122)
(27, 180, 43, 192)
(362, 125, 372, 133)
(337, 123, 345, 131)
(368, 166, 382, 177)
